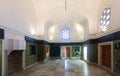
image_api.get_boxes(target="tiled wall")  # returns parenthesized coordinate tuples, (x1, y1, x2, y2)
(25, 42, 38, 67)
(25, 42, 46, 67)
(50, 45, 60, 58)
(25, 36, 48, 63)
(38, 44, 46, 61)
(50, 43, 83, 58)
(50, 44, 84, 59)
(72, 45, 81, 57)
(113, 40, 120, 74)
(87, 43, 98, 63)
(0, 40, 2, 76)
(50, 42, 98, 63)
(49, 43, 98, 62)
(80, 45, 84, 60)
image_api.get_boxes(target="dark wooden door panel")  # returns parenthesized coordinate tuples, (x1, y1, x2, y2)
(66, 47, 70, 57)
(101, 45, 111, 69)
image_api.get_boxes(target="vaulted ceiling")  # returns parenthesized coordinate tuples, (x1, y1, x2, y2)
(32, 0, 102, 35)
(31, 0, 107, 42)
(1, 0, 119, 42)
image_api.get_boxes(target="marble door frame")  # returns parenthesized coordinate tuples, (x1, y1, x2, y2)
(98, 41, 114, 71)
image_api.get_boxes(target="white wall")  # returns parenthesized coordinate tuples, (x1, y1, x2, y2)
(44, 23, 89, 42)
(42, 0, 115, 42)
(0, 0, 120, 41)
(44, 14, 89, 42)
(0, 1, 39, 75)
(94, 0, 120, 38)
(111, 0, 120, 30)
(0, 0, 40, 40)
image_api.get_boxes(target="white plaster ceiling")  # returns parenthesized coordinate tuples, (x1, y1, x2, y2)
(2, 0, 119, 42)
(32, 0, 102, 36)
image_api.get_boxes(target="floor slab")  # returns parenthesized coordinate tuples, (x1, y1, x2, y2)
(9, 59, 113, 76)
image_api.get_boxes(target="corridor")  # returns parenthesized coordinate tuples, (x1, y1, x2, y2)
(9, 59, 113, 76)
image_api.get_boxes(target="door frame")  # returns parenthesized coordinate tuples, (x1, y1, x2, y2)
(98, 41, 113, 71)
(60, 46, 72, 58)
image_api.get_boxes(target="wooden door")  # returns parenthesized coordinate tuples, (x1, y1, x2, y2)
(101, 45, 111, 69)
(66, 47, 70, 57)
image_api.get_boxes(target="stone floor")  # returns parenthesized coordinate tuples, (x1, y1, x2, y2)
(9, 59, 114, 76)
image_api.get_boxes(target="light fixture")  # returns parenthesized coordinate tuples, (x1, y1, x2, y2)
(31, 29, 36, 35)
(102, 26, 107, 32)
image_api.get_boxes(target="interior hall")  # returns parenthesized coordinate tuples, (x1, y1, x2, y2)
(0, 0, 120, 76)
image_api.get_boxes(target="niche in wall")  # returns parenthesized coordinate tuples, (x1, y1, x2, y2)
(46, 45, 50, 56)
(8, 50, 23, 74)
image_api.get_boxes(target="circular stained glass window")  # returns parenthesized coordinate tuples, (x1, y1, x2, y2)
(61, 28, 70, 40)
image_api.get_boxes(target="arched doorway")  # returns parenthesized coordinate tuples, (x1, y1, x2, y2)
(8, 50, 23, 74)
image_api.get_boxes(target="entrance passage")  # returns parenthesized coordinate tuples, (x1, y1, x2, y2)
(61, 46, 82, 59)
(66, 47, 70, 57)
(101, 45, 111, 69)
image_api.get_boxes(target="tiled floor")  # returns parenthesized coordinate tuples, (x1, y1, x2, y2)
(9, 59, 113, 76)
